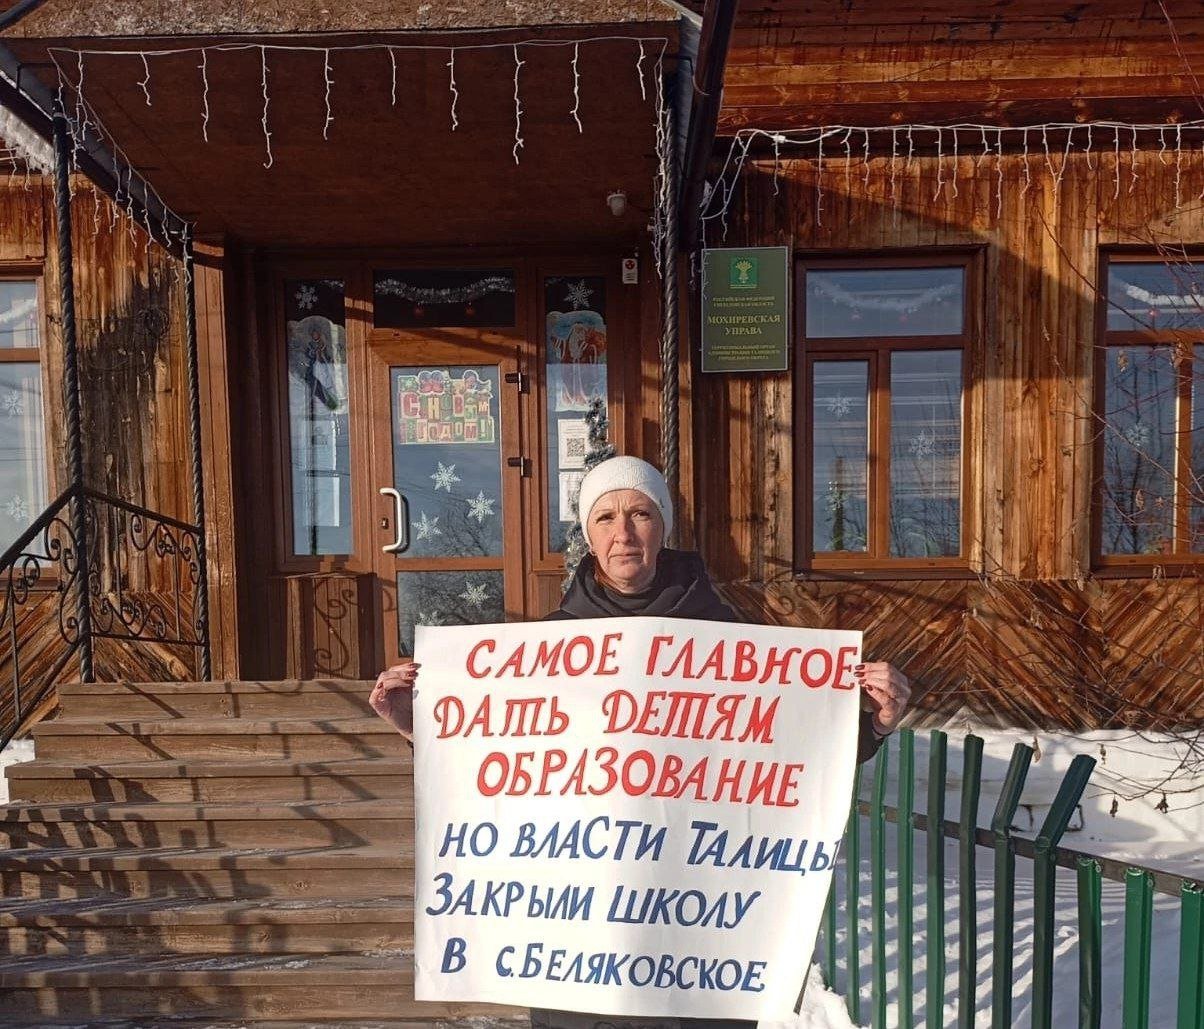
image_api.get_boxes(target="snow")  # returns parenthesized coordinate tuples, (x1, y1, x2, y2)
(0, 737, 35, 805)
(759, 966, 861, 1029)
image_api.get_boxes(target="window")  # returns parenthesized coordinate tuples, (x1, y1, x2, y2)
(544, 275, 608, 552)
(797, 260, 968, 570)
(285, 279, 352, 556)
(1096, 256, 1204, 561)
(0, 277, 47, 555)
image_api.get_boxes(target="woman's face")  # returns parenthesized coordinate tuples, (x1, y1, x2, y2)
(586, 489, 664, 593)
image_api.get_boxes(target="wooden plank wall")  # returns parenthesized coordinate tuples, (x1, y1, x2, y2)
(695, 146, 1204, 728)
(0, 175, 215, 687)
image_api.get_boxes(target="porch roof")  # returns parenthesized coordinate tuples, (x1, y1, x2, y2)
(1, 8, 681, 248)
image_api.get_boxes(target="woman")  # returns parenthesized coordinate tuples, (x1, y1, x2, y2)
(370, 456, 911, 1029)
(371, 455, 910, 751)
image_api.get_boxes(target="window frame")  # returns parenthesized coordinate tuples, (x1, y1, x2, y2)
(793, 253, 973, 576)
(0, 267, 52, 555)
(1093, 250, 1204, 568)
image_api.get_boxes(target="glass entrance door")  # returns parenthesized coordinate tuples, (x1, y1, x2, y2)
(370, 341, 524, 664)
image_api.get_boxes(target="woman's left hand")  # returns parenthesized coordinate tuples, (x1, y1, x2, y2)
(855, 662, 911, 736)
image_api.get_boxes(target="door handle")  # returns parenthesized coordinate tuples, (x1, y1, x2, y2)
(379, 487, 410, 554)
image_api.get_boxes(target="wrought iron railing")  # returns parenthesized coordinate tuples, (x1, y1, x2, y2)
(0, 485, 209, 752)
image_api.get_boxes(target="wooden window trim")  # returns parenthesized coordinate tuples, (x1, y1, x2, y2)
(794, 254, 973, 575)
(0, 269, 54, 531)
(1093, 251, 1203, 566)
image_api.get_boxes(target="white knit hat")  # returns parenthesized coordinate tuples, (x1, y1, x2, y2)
(577, 456, 673, 540)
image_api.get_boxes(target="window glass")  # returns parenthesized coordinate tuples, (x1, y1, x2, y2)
(889, 351, 962, 557)
(1100, 346, 1177, 556)
(1192, 344, 1204, 552)
(373, 269, 515, 328)
(0, 281, 39, 349)
(0, 361, 46, 553)
(286, 279, 352, 556)
(805, 267, 963, 339)
(389, 365, 504, 559)
(1106, 261, 1204, 332)
(812, 361, 869, 553)
(396, 570, 505, 655)
(544, 276, 607, 552)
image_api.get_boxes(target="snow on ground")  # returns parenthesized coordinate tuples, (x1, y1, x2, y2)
(759, 966, 859, 1029)
(0, 736, 34, 804)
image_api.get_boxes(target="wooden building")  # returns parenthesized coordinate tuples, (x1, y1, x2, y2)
(0, 0, 1202, 1020)
(686, 0, 1204, 731)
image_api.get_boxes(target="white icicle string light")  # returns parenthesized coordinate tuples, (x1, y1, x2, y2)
(1130, 127, 1139, 194)
(1175, 124, 1183, 208)
(512, 44, 525, 164)
(815, 129, 823, 226)
(139, 53, 152, 106)
(933, 127, 944, 201)
(701, 120, 1204, 232)
(950, 129, 959, 199)
(389, 47, 398, 107)
(862, 127, 871, 189)
(199, 49, 211, 142)
(570, 43, 582, 133)
(842, 128, 852, 190)
(322, 49, 334, 141)
(447, 49, 460, 131)
(260, 46, 273, 169)
(635, 40, 647, 102)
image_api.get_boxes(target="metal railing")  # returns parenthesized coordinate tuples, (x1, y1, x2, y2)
(0, 484, 210, 752)
(820, 729, 1204, 1029)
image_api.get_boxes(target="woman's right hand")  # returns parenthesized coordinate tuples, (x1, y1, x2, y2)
(369, 662, 420, 741)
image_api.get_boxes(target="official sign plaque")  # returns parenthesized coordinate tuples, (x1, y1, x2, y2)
(700, 246, 790, 373)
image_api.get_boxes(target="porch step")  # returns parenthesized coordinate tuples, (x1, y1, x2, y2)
(5, 756, 411, 802)
(30, 716, 405, 761)
(56, 680, 376, 719)
(0, 798, 410, 848)
(0, 843, 413, 900)
(0, 895, 412, 956)
(0, 952, 519, 1021)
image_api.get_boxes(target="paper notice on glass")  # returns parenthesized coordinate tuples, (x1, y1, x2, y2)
(557, 419, 589, 470)
(559, 470, 585, 523)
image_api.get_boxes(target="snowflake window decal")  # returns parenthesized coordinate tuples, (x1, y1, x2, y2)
(1122, 422, 1152, 451)
(908, 429, 937, 459)
(460, 580, 489, 607)
(466, 491, 496, 525)
(294, 284, 318, 311)
(415, 512, 442, 540)
(825, 394, 853, 419)
(3, 494, 28, 522)
(565, 279, 595, 310)
(430, 462, 461, 493)
(2, 390, 23, 417)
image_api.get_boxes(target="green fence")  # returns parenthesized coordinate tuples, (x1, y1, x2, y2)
(819, 729, 1204, 1029)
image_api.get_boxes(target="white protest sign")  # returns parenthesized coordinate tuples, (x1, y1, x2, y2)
(413, 617, 862, 1020)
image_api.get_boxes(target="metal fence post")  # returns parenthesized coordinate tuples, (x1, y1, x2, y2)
(1032, 754, 1097, 1029)
(871, 740, 889, 1029)
(1123, 868, 1154, 1029)
(898, 728, 916, 1029)
(990, 742, 1034, 1029)
(926, 730, 948, 1029)
(958, 734, 984, 1028)
(1078, 858, 1103, 1029)
(1179, 882, 1204, 1029)
(846, 762, 863, 1025)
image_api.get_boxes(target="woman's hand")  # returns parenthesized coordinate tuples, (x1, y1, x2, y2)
(370, 662, 420, 741)
(855, 662, 911, 736)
